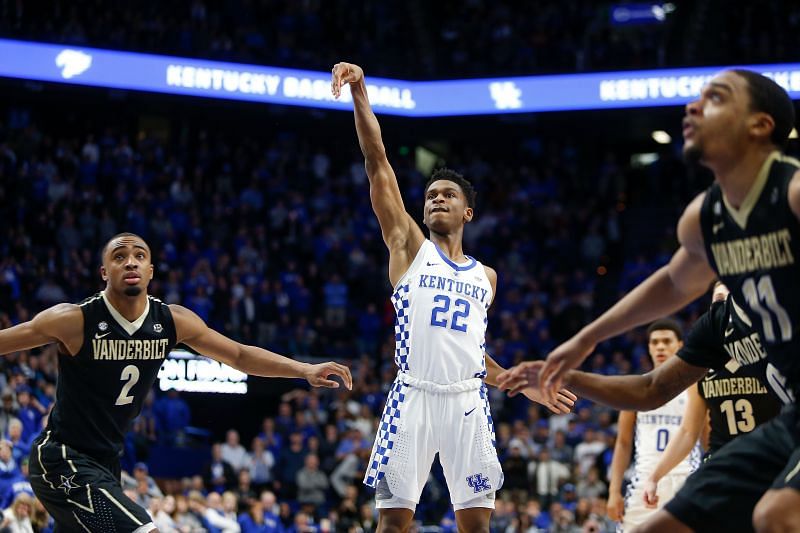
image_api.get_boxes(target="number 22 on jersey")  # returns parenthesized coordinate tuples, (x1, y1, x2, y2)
(430, 295, 471, 332)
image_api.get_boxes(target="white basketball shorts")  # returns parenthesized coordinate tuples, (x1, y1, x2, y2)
(621, 473, 688, 531)
(363, 374, 503, 509)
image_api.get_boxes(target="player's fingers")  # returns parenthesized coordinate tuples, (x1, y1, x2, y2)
(333, 363, 353, 389)
(331, 64, 340, 97)
(332, 64, 350, 97)
(543, 361, 565, 401)
(551, 401, 571, 414)
(314, 378, 340, 388)
(558, 389, 578, 402)
(497, 373, 518, 390)
(543, 402, 563, 415)
(507, 380, 529, 397)
(553, 397, 573, 414)
(503, 377, 528, 394)
(496, 369, 512, 386)
(556, 391, 576, 407)
(538, 360, 555, 390)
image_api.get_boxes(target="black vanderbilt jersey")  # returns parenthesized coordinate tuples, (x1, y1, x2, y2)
(47, 292, 176, 458)
(700, 151, 800, 400)
(680, 298, 783, 453)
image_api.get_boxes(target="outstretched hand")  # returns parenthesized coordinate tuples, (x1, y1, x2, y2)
(497, 360, 577, 414)
(521, 386, 577, 415)
(539, 334, 596, 403)
(331, 62, 364, 99)
(497, 361, 546, 396)
(303, 362, 353, 390)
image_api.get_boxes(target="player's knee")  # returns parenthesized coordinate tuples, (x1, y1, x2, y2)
(377, 521, 408, 533)
(753, 490, 800, 533)
(377, 512, 413, 533)
(454, 521, 489, 533)
(631, 524, 661, 533)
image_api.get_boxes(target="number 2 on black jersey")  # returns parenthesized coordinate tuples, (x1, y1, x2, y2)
(115, 365, 140, 406)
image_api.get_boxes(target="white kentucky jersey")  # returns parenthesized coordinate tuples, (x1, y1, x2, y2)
(633, 390, 701, 478)
(391, 240, 493, 384)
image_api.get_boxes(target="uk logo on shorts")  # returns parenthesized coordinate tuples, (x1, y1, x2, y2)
(466, 473, 491, 493)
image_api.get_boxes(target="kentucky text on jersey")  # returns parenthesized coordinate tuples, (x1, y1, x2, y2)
(637, 414, 682, 425)
(417, 275, 490, 304)
(710, 229, 794, 276)
(701, 376, 769, 399)
(723, 332, 768, 366)
(91, 338, 170, 361)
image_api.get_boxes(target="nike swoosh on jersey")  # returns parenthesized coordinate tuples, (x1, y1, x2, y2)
(94, 332, 111, 339)
(464, 407, 477, 417)
(724, 327, 735, 337)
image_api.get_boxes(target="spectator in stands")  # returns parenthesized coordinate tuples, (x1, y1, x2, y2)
(204, 443, 236, 494)
(237, 499, 269, 533)
(173, 493, 204, 532)
(576, 466, 607, 501)
(154, 388, 191, 446)
(549, 430, 575, 465)
(152, 495, 179, 532)
(0, 391, 16, 437)
(0, 439, 24, 508)
(132, 462, 163, 500)
(574, 427, 607, 477)
(12, 387, 43, 445)
(259, 490, 281, 524)
(274, 403, 294, 437)
(502, 443, 531, 500)
(234, 469, 257, 511)
(257, 418, 282, 458)
(247, 436, 275, 490)
(0, 492, 33, 533)
(295, 453, 329, 510)
(530, 448, 570, 509)
(221, 429, 249, 472)
(276, 432, 306, 498)
(4, 420, 28, 465)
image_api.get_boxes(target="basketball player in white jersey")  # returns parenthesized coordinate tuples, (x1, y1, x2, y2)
(331, 62, 575, 532)
(607, 319, 700, 532)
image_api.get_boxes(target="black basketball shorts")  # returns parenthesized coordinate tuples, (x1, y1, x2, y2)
(665, 404, 800, 532)
(28, 431, 153, 533)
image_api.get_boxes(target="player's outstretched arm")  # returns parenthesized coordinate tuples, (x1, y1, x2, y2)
(0, 303, 83, 356)
(332, 62, 424, 285)
(643, 384, 706, 508)
(538, 193, 716, 399)
(498, 356, 707, 411)
(172, 305, 352, 389)
(607, 410, 636, 522)
(483, 354, 576, 414)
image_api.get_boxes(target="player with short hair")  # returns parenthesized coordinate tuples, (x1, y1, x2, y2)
(606, 319, 700, 531)
(503, 69, 800, 532)
(0, 232, 352, 532)
(642, 282, 784, 509)
(331, 62, 574, 533)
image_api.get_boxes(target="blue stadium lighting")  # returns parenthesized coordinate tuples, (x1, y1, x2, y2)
(3, 38, 800, 117)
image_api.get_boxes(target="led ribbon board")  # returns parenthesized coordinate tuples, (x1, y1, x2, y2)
(158, 349, 247, 394)
(2, 38, 800, 116)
